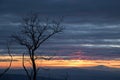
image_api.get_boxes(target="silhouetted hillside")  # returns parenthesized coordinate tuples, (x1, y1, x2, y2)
(0, 67, 120, 80)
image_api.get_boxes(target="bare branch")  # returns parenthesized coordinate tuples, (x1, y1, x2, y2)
(22, 53, 31, 80)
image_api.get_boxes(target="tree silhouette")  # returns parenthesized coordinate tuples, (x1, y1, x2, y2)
(12, 13, 64, 80)
(0, 42, 13, 78)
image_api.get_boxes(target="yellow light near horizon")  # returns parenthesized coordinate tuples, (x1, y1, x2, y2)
(0, 55, 120, 69)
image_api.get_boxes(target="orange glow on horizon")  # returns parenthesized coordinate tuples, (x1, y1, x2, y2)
(0, 55, 120, 69)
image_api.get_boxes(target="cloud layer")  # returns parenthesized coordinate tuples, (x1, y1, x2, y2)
(0, 0, 120, 60)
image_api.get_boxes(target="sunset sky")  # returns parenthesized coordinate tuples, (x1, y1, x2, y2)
(1, 55, 120, 68)
(0, 0, 120, 69)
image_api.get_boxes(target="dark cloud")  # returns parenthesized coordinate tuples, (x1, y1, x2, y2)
(0, 59, 18, 62)
(1, 0, 120, 17)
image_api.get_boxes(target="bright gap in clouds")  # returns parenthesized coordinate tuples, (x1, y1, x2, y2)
(0, 55, 120, 69)
(81, 44, 120, 48)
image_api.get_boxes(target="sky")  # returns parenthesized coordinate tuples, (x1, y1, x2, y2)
(1, 55, 120, 68)
(0, 0, 120, 61)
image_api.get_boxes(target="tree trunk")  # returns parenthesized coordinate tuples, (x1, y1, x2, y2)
(31, 57, 37, 80)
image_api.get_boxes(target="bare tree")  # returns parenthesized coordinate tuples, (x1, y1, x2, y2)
(12, 13, 64, 80)
(0, 42, 13, 78)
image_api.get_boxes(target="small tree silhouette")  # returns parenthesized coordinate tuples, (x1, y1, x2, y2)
(12, 13, 64, 80)
(64, 72, 69, 80)
(0, 42, 13, 78)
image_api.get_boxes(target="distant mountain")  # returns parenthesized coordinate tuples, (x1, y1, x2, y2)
(83, 65, 120, 71)
(93, 65, 109, 69)
(85, 65, 110, 70)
